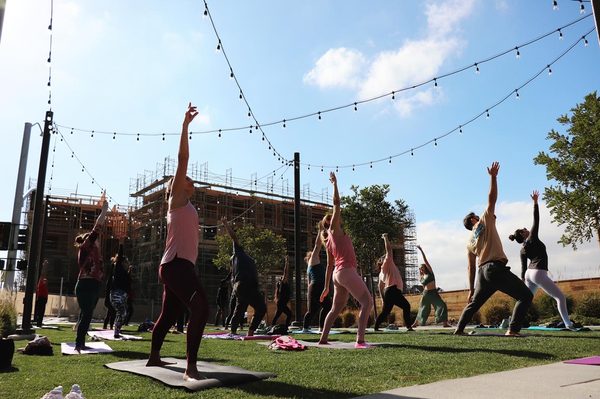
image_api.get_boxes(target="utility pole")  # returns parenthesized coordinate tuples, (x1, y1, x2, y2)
(293, 152, 302, 322)
(4, 122, 32, 289)
(21, 111, 53, 332)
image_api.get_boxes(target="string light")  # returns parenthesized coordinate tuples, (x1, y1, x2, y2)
(391, 91, 395, 100)
(515, 47, 521, 59)
(558, 28, 563, 40)
(299, 29, 593, 171)
(434, 78, 438, 87)
(579, 0, 585, 14)
(486, 110, 490, 118)
(57, 14, 593, 144)
(553, 0, 558, 10)
(547, 65, 552, 75)
(583, 37, 589, 46)
(354, 102, 358, 111)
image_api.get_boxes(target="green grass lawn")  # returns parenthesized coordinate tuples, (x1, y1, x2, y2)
(1, 325, 599, 398)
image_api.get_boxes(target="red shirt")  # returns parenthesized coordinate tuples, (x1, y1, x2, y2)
(36, 277, 48, 298)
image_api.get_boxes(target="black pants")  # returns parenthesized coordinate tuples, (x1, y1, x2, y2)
(34, 296, 48, 327)
(103, 299, 116, 329)
(375, 285, 411, 329)
(303, 283, 332, 330)
(457, 261, 533, 333)
(225, 293, 238, 328)
(215, 301, 228, 326)
(272, 301, 292, 326)
(230, 281, 266, 334)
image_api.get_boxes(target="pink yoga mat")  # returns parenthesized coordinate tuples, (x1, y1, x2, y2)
(564, 356, 600, 365)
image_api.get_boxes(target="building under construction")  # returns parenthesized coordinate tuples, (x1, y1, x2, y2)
(127, 157, 419, 318)
(17, 156, 418, 321)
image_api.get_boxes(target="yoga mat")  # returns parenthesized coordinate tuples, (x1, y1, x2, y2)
(242, 335, 280, 341)
(88, 330, 142, 341)
(467, 331, 526, 337)
(288, 329, 343, 335)
(259, 339, 386, 349)
(105, 358, 276, 391)
(564, 356, 600, 366)
(526, 326, 590, 332)
(61, 342, 113, 355)
(202, 333, 243, 340)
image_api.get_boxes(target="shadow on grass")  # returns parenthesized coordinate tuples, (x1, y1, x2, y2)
(109, 350, 230, 364)
(0, 366, 19, 373)
(235, 379, 355, 399)
(401, 343, 554, 360)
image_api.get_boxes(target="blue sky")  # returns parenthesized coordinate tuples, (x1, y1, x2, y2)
(1, 0, 599, 289)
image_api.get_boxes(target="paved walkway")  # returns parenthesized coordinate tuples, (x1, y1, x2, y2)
(354, 360, 600, 399)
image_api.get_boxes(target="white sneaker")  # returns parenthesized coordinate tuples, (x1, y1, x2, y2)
(64, 384, 84, 399)
(41, 386, 63, 399)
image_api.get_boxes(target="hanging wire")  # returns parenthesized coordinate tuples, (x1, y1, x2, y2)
(300, 27, 595, 170)
(202, 0, 288, 163)
(46, 0, 55, 107)
(54, 14, 592, 139)
(54, 124, 125, 207)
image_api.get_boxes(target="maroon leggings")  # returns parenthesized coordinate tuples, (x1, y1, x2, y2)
(151, 257, 208, 364)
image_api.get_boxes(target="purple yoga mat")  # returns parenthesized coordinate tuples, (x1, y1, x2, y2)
(564, 356, 600, 365)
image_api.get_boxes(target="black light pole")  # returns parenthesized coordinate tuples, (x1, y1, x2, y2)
(592, 0, 600, 46)
(293, 152, 302, 321)
(21, 111, 53, 332)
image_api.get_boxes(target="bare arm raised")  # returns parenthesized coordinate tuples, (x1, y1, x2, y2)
(329, 172, 342, 235)
(485, 161, 500, 215)
(416, 245, 433, 274)
(170, 103, 198, 210)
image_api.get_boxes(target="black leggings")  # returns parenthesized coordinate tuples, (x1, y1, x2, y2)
(231, 282, 266, 334)
(303, 283, 332, 330)
(375, 285, 411, 329)
(272, 301, 293, 326)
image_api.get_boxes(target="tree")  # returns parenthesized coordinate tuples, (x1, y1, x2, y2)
(213, 223, 287, 274)
(534, 91, 600, 249)
(341, 185, 412, 316)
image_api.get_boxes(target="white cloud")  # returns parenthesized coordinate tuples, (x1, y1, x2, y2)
(417, 200, 599, 291)
(304, 0, 476, 116)
(425, 0, 476, 38)
(303, 47, 366, 89)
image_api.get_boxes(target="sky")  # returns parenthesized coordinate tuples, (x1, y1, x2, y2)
(0, 0, 599, 290)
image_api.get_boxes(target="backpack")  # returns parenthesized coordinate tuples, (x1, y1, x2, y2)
(268, 335, 306, 351)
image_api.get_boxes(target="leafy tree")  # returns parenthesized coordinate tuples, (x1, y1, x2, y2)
(341, 184, 412, 278)
(534, 91, 600, 249)
(213, 223, 287, 274)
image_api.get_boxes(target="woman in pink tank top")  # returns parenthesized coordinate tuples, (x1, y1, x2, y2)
(318, 172, 373, 348)
(146, 103, 209, 381)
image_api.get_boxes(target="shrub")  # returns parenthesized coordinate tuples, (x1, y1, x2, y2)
(535, 293, 574, 318)
(0, 291, 17, 338)
(342, 311, 356, 327)
(524, 302, 540, 324)
(332, 316, 342, 328)
(574, 292, 600, 318)
(471, 311, 482, 325)
(480, 297, 511, 326)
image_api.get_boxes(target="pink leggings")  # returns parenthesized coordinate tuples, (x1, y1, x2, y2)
(320, 267, 373, 343)
(151, 257, 208, 364)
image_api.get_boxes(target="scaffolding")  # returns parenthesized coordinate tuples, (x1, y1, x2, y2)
(403, 211, 420, 291)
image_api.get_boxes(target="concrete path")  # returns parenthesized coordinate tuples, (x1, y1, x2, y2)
(354, 361, 600, 399)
